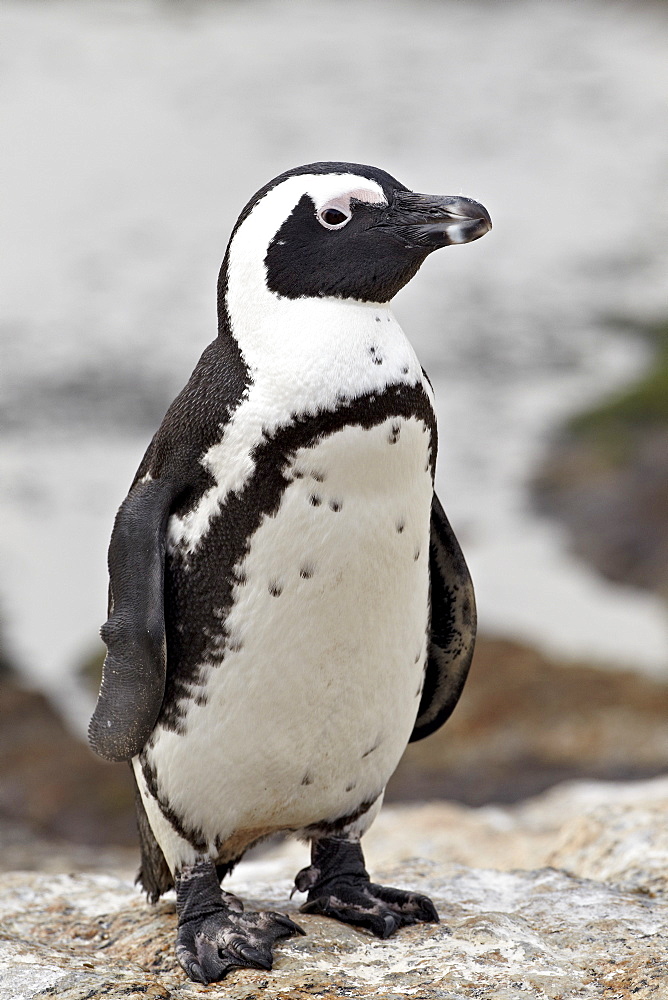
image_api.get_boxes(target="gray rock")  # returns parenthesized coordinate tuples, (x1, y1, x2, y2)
(1, 778, 668, 999)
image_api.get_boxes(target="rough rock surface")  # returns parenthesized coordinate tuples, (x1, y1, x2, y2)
(2, 777, 668, 999)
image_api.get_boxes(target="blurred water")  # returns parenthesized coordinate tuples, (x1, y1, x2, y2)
(1, 0, 668, 720)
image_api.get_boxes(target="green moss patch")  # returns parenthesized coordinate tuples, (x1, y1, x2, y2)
(567, 319, 668, 465)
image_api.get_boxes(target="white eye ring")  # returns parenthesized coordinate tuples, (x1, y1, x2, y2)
(317, 205, 352, 230)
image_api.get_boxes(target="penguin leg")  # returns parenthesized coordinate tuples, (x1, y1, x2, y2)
(174, 859, 305, 984)
(295, 837, 439, 938)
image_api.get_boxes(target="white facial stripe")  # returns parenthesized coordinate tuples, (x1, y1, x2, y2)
(225, 173, 389, 360)
(228, 173, 386, 282)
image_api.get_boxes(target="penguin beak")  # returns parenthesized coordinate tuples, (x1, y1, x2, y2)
(381, 192, 492, 249)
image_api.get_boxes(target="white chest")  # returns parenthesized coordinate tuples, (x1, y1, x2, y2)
(166, 300, 434, 558)
(145, 412, 434, 862)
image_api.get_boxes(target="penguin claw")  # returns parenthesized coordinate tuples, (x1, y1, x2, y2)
(272, 911, 307, 935)
(186, 961, 206, 984)
(231, 941, 272, 969)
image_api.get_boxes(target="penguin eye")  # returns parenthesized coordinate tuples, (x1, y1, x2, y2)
(318, 206, 351, 230)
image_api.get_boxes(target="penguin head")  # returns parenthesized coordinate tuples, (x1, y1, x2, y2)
(219, 162, 491, 324)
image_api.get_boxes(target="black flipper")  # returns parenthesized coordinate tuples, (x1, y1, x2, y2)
(295, 838, 438, 938)
(88, 473, 187, 762)
(175, 860, 304, 984)
(410, 492, 476, 743)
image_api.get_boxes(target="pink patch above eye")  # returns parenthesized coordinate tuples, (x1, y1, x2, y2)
(318, 186, 387, 217)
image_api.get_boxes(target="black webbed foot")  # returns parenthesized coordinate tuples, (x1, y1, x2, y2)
(295, 837, 439, 939)
(176, 906, 305, 983)
(175, 859, 304, 984)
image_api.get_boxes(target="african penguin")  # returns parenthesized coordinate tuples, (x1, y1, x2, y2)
(89, 161, 490, 984)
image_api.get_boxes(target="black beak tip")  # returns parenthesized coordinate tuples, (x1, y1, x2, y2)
(455, 197, 492, 234)
(441, 197, 491, 245)
(478, 203, 493, 231)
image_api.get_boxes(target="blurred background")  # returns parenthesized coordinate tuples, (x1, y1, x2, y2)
(1, 0, 667, 869)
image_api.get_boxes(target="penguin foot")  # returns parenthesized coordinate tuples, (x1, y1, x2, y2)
(295, 836, 439, 938)
(175, 859, 304, 984)
(176, 907, 305, 983)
